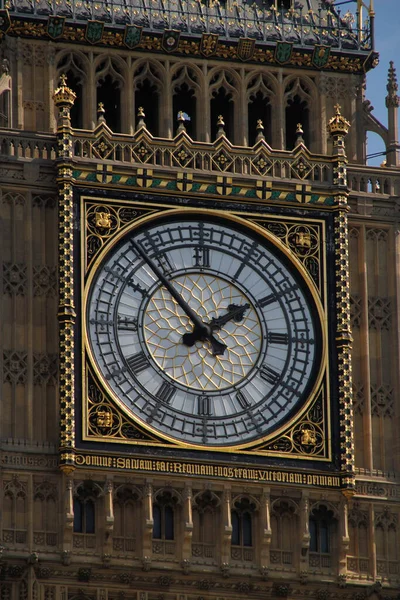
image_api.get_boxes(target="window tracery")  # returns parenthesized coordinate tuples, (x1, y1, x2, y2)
(247, 74, 276, 146)
(95, 57, 125, 133)
(134, 61, 163, 136)
(347, 503, 369, 575)
(231, 495, 257, 562)
(209, 70, 239, 142)
(113, 485, 141, 554)
(73, 481, 102, 551)
(270, 499, 298, 567)
(284, 77, 314, 150)
(309, 503, 338, 571)
(33, 480, 58, 548)
(2, 476, 28, 546)
(56, 52, 88, 128)
(192, 490, 220, 561)
(172, 65, 201, 139)
(152, 489, 180, 557)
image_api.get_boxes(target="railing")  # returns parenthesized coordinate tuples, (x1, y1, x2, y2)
(231, 545, 253, 562)
(309, 552, 331, 569)
(33, 530, 58, 546)
(376, 559, 399, 576)
(270, 549, 293, 565)
(3, 0, 372, 52)
(2, 528, 27, 544)
(113, 536, 136, 552)
(152, 539, 175, 555)
(73, 533, 96, 549)
(347, 165, 400, 197)
(0, 130, 57, 161)
(192, 542, 215, 558)
(347, 556, 370, 574)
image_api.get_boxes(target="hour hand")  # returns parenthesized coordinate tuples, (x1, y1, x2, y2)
(210, 303, 250, 330)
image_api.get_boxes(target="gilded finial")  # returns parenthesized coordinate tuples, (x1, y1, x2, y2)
(255, 119, 265, 143)
(327, 104, 351, 136)
(137, 106, 146, 130)
(296, 122, 304, 134)
(97, 102, 106, 124)
(53, 74, 76, 108)
(216, 115, 226, 139)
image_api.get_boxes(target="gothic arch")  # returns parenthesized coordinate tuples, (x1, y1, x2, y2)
(208, 68, 240, 142)
(33, 481, 58, 548)
(56, 50, 89, 128)
(192, 490, 220, 560)
(94, 55, 126, 132)
(171, 63, 202, 139)
(270, 498, 298, 567)
(283, 75, 317, 150)
(133, 59, 165, 135)
(246, 72, 278, 145)
(113, 485, 142, 554)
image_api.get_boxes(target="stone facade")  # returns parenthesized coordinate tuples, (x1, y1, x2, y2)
(0, 1, 400, 600)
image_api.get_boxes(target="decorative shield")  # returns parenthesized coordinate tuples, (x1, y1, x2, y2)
(85, 20, 104, 45)
(136, 168, 153, 188)
(162, 30, 180, 53)
(47, 16, 65, 39)
(124, 25, 142, 49)
(0, 10, 11, 34)
(312, 45, 331, 69)
(237, 37, 255, 61)
(96, 164, 113, 184)
(200, 33, 219, 57)
(275, 41, 293, 65)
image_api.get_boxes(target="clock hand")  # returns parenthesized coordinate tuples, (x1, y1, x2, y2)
(209, 303, 250, 330)
(181, 303, 250, 349)
(130, 238, 227, 356)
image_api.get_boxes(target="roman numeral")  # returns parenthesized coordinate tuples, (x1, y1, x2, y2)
(157, 381, 175, 404)
(126, 351, 148, 374)
(193, 246, 210, 268)
(236, 390, 251, 410)
(257, 293, 277, 308)
(117, 315, 138, 331)
(267, 332, 289, 345)
(197, 395, 213, 416)
(260, 365, 281, 385)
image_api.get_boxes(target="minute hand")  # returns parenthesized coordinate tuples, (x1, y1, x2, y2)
(130, 238, 227, 355)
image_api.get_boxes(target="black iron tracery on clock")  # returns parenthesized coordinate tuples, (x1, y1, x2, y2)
(86, 216, 321, 447)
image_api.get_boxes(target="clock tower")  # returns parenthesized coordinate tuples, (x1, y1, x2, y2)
(1, 1, 400, 599)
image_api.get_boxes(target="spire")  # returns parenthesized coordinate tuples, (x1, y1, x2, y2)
(386, 61, 399, 108)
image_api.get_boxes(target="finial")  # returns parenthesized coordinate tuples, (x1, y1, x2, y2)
(255, 119, 265, 143)
(386, 61, 399, 108)
(295, 122, 305, 146)
(53, 74, 76, 108)
(327, 104, 351, 137)
(176, 110, 187, 134)
(216, 115, 225, 138)
(97, 102, 106, 124)
(137, 106, 146, 130)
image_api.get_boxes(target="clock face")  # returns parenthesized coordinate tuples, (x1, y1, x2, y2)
(85, 214, 322, 447)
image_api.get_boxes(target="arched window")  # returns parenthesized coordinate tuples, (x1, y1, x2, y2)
(2, 478, 28, 545)
(152, 490, 179, 557)
(348, 505, 369, 575)
(33, 481, 58, 547)
(270, 499, 297, 566)
(375, 509, 398, 577)
(172, 66, 200, 139)
(231, 497, 256, 562)
(192, 491, 220, 561)
(309, 504, 337, 570)
(246, 74, 275, 146)
(56, 53, 87, 129)
(114, 486, 140, 553)
(73, 482, 101, 550)
(96, 58, 124, 132)
(209, 71, 237, 142)
(134, 62, 162, 136)
(284, 78, 312, 150)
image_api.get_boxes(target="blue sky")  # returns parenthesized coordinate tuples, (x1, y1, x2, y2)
(364, 0, 400, 164)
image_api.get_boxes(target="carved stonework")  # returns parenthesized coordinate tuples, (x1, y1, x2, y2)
(350, 295, 361, 329)
(370, 384, 394, 418)
(319, 74, 359, 99)
(352, 383, 365, 415)
(3, 350, 28, 384)
(33, 266, 58, 297)
(3, 263, 27, 295)
(368, 297, 391, 330)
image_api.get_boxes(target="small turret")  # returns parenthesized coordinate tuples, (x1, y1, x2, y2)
(385, 61, 400, 167)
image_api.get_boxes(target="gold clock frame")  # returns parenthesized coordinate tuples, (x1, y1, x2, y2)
(80, 197, 331, 460)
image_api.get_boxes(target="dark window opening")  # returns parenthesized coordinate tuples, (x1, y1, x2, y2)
(173, 83, 197, 139)
(64, 70, 83, 129)
(73, 498, 95, 534)
(248, 92, 272, 146)
(135, 79, 159, 136)
(0, 90, 10, 128)
(278, 0, 291, 9)
(152, 502, 174, 540)
(211, 88, 234, 141)
(309, 506, 334, 554)
(97, 74, 121, 133)
(286, 94, 309, 149)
